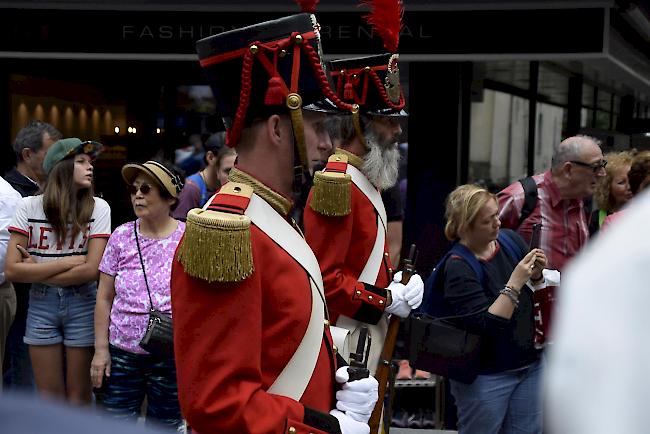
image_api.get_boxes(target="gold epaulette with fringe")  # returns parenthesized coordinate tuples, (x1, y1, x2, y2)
(310, 154, 352, 217)
(176, 183, 254, 283)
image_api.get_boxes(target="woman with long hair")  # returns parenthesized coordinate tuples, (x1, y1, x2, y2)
(5, 138, 110, 404)
(91, 161, 184, 430)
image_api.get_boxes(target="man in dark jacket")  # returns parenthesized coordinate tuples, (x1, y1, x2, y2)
(2, 120, 61, 390)
(4, 120, 61, 196)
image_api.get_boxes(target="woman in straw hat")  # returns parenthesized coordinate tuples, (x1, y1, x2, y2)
(91, 160, 184, 431)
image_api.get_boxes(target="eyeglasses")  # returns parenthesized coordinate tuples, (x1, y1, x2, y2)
(127, 183, 152, 195)
(569, 160, 607, 173)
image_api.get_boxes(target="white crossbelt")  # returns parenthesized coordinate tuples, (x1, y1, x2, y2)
(244, 194, 326, 401)
(335, 166, 389, 374)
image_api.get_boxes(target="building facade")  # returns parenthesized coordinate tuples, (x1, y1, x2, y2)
(1, 0, 649, 269)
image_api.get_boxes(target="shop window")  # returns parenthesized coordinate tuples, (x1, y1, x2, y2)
(534, 102, 564, 174)
(469, 89, 529, 191)
(595, 110, 611, 130)
(581, 108, 593, 128)
(582, 83, 595, 108)
(538, 64, 568, 106)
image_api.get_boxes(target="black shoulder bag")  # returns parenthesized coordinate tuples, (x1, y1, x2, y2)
(409, 308, 485, 384)
(409, 243, 489, 384)
(135, 222, 174, 356)
(411, 231, 525, 384)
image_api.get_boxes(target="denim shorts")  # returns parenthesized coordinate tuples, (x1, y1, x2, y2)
(24, 282, 97, 347)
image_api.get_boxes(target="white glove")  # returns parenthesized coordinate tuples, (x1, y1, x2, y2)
(399, 272, 424, 309)
(330, 409, 370, 434)
(385, 272, 424, 317)
(334, 367, 379, 423)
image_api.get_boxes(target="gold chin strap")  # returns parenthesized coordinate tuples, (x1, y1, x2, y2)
(351, 104, 368, 150)
(286, 93, 309, 173)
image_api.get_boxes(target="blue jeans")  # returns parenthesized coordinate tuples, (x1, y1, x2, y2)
(101, 345, 181, 431)
(450, 359, 543, 434)
(24, 283, 96, 347)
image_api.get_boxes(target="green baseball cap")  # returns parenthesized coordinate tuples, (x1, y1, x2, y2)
(43, 138, 103, 174)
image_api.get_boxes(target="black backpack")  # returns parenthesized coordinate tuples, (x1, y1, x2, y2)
(517, 176, 538, 228)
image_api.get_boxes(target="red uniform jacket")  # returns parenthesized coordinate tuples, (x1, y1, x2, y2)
(172, 190, 340, 434)
(304, 175, 393, 325)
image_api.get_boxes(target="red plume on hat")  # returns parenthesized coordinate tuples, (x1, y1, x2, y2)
(294, 0, 320, 13)
(360, 0, 403, 53)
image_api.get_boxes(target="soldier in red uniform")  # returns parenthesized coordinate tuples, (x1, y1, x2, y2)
(303, 2, 424, 375)
(171, 13, 378, 434)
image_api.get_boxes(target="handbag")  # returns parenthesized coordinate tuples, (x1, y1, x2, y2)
(409, 311, 483, 384)
(134, 222, 174, 355)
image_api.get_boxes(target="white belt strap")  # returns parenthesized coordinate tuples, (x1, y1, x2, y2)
(346, 165, 387, 284)
(346, 165, 387, 230)
(245, 194, 325, 401)
(336, 166, 390, 374)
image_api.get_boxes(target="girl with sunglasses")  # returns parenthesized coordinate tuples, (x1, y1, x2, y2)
(91, 160, 185, 431)
(5, 138, 110, 405)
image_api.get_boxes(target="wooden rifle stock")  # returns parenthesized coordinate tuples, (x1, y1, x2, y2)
(368, 245, 417, 434)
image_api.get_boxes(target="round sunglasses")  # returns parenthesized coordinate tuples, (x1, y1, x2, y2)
(127, 183, 153, 195)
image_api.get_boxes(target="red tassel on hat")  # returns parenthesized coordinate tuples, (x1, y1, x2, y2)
(343, 82, 355, 101)
(264, 76, 286, 106)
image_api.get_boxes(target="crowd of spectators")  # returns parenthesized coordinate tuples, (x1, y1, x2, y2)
(1, 117, 649, 434)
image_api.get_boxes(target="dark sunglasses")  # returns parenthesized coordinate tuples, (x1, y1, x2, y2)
(127, 183, 152, 195)
(569, 159, 607, 173)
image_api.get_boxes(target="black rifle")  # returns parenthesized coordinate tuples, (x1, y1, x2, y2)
(347, 325, 371, 381)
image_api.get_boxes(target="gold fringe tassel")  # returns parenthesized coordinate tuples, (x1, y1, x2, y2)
(177, 208, 254, 282)
(310, 170, 352, 216)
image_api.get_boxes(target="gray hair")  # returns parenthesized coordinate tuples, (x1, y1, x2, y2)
(551, 135, 602, 168)
(13, 120, 62, 161)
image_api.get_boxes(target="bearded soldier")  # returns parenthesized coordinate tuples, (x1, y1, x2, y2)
(303, 0, 424, 376)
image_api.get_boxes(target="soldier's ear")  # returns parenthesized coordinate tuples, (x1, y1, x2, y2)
(266, 114, 285, 147)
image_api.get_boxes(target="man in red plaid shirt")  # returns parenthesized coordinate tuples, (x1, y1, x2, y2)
(497, 135, 605, 272)
(498, 136, 605, 346)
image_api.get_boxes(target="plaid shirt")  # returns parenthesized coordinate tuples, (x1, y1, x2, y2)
(497, 170, 589, 272)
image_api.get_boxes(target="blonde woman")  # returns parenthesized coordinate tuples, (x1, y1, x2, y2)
(601, 150, 650, 230)
(441, 185, 546, 434)
(590, 151, 633, 235)
(5, 138, 110, 404)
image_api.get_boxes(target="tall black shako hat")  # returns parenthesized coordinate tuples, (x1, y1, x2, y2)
(329, 0, 407, 117)
(196, 13, 354, 174)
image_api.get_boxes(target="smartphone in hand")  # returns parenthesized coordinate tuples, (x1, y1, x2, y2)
(529, 223, 542, 251)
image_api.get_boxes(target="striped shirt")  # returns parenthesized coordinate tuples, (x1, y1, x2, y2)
(497, 170, 589, 272)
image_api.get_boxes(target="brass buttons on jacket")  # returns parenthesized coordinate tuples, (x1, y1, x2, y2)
(324, 319, 330, 327)
(333, 345, 338, 354)
(288, 427, 297, 434)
